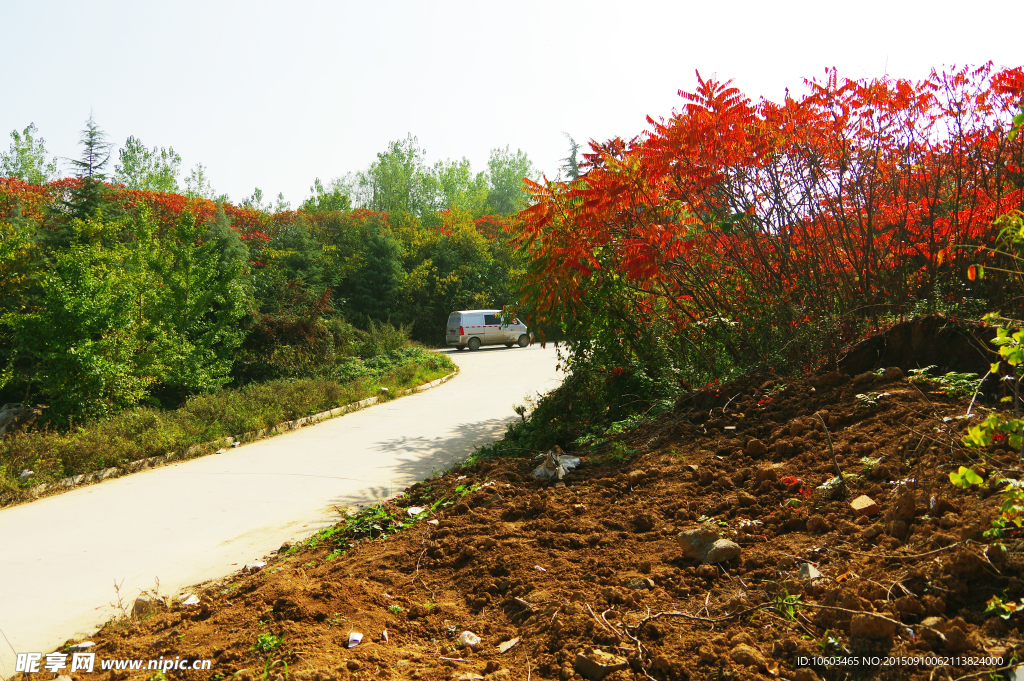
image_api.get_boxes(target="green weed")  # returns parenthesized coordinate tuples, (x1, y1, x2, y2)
(252, 633, 283, 654)
(907, 366, 981, 398)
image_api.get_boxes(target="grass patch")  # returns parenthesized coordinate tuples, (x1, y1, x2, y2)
(0, 347, 454, 501)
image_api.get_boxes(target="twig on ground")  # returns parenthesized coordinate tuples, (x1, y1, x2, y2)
(628, 602, 778, 631)
(950, 663, 1019, 681)
(815, 412, 845, 494)
(832, 540, 967, 561)
(965, 370, 992, 417)
(586, 604, 617, 635)
(413, 547, 434, 600)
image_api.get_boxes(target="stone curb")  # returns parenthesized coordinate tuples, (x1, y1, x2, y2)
(2, 370, 459, 508)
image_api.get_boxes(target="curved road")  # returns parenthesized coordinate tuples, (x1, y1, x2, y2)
(0, 345, 562, 678)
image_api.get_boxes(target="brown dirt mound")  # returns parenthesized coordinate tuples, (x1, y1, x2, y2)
(17, 369, 1023, 681)
(838, 315, 994, 378)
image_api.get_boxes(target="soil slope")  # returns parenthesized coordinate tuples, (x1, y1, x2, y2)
(19, 367, 1022, 681)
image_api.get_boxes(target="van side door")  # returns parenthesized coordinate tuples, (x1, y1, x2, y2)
(465, 313, 485, 343)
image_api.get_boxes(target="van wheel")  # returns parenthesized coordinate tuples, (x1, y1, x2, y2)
(518, 335, 529, 347)
(468, 337, 481, 351)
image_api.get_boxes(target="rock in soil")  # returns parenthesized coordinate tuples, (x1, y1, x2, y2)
(849, 613, 897, 639)
(573, 650, 629, 680)
(850, 494, 879, 516)
(676, 522, 741, 563)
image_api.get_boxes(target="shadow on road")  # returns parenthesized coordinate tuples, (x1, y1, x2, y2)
(322, 415, 516, 512)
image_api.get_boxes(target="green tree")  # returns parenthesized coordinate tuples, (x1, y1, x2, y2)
(343, 226, 405, 324)
(147, 210, 250, 403)
(360, 134, 430, 216)
(63, 115, 113, 220)
(12, 216, 157, 423)
(431, 158, 488, 216)
(184, 163, 216, 200)
(560, 133, 582, 181)
(0, 123, 59, 184)
(114, 136, 181, 192)
(486, 146, 535, 215)
(301, 177, 352, 213)
(240, 187, 270, 212)
(0, 202, 39, 395)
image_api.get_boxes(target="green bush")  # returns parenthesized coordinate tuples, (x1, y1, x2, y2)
(0, 348, 454, 500)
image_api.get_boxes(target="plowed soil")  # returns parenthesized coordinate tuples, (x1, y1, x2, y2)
(19, 365, 1023, 681)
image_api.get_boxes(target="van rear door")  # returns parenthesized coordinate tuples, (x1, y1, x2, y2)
(446, 313, 461, 344)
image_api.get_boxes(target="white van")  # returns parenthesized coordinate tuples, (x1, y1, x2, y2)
(446, 310, 529, 351)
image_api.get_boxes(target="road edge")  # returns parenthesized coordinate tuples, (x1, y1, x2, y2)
(0, 370, 459, 510)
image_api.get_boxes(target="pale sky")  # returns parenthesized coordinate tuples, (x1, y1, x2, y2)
(2, 0, 1021, 206)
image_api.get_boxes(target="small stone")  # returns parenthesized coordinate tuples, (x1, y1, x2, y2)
(850, 613, 897, 639)
(794, 669, 822, 681)
(497, 637, 520, 654)
(778, 556, 797, 569)
(677, 523, 742, 563)
(458, 631, 482, 650)
(882, 366, 904, 380)
(346, 660, 361, 671)
(861, 524, 884, 540)
(798, 563, 821, 581)
(638, 560, 652, 574)
(131, 592, 164, 619)
(573, 650, 629, 681)
(850, 495, 879, 516)
(807, 515, 829, 533)
(737, 491, 757, 507)
(929, 496, 957, 516)
(745, 439, 768, 457)
(705, 539, 741, 563)
(942, 626, 970, 652)
(631, 513, 656, 532)
(729, 643, 768, 670)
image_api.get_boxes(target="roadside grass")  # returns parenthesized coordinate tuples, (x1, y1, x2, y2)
(0, 347, 455, 502)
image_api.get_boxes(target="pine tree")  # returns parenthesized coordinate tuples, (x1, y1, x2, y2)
(64, 114, 112, 220)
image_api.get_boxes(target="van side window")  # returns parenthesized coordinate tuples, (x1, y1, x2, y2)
(484, 314, 501, 325)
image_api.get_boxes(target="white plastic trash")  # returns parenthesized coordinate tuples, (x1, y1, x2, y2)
(458, 631, 481, 649)
(347, 632, 362, 648)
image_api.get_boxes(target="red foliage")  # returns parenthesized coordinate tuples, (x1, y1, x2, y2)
(517, 64, 1024, 360)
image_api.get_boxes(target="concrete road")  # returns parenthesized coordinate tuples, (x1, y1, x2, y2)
(0, 345, 562, 678)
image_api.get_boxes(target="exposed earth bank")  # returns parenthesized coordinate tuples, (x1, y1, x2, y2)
(19, 351, 1022, 681)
